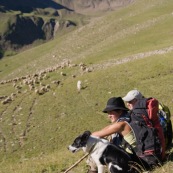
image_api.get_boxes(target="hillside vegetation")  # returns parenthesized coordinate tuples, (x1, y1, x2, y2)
(0, 0, 173, 172)
(0, 0, 131, 58)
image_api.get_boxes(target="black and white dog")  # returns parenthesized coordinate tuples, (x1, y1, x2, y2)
(68, 131, 134, 173)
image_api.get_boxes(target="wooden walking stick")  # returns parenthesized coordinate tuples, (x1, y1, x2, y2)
(63, 153, 89, 173)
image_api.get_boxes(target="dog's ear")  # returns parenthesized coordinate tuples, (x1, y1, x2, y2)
(84, 131, 91, 136)
(81, 131, 91, 141)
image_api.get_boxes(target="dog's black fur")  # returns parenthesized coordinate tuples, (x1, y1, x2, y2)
(100, 144, 132, 172)
(68, 131, 141, 173)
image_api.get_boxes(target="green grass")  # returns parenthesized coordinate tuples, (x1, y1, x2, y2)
(0, 0, 173, 172)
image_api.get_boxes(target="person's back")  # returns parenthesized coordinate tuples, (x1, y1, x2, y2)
(122, 90, 165, 169)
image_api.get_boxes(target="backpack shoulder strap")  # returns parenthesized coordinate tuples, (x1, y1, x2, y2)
(131, 98, 153, 127)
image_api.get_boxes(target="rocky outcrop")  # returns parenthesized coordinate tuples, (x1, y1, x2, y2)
(0, 15, 76, 58)
(0, 15, 54, 50)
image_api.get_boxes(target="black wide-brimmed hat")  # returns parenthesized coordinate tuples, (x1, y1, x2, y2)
(103, 97, 129, 113)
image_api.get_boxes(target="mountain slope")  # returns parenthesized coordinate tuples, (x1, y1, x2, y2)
(0, 0, 173, 173)
(0, 0, 133, 58)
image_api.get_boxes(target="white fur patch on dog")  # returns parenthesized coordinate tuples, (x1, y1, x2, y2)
(68, 145, 79, 152)
(108, 162, 123, 171)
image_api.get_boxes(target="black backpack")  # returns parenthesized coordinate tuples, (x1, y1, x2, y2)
(129, 98, 161, 158)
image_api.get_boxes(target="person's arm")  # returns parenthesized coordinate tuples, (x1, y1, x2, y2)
(92, 122, 124, 138)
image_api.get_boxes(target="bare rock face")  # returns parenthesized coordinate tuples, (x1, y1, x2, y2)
(6, 15, 45, 45)
(1, 15, 55, 50)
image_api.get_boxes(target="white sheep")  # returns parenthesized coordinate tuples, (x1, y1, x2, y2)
(77, 80, 82, 93)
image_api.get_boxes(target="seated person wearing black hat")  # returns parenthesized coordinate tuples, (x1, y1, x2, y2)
(87, 97, 137, 173)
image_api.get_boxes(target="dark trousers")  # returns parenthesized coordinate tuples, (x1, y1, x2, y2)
(129, 153, 162, 171)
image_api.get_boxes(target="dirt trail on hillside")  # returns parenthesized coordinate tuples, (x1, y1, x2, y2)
(2, 10, 172, 81)
(91, 45, 173, 70)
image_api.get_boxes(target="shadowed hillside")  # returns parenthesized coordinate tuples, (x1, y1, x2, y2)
(0, 0, 73, 13)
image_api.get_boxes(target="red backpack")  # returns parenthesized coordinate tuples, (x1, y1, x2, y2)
(147, 98, 165, 159)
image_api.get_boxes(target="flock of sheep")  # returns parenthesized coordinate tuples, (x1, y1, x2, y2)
(0, 60, 93, 105)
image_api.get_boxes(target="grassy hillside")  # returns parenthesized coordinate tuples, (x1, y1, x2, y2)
(0, 0, 173, 172)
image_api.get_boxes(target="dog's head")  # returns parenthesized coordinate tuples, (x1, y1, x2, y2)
(68, 131, 91, 153)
